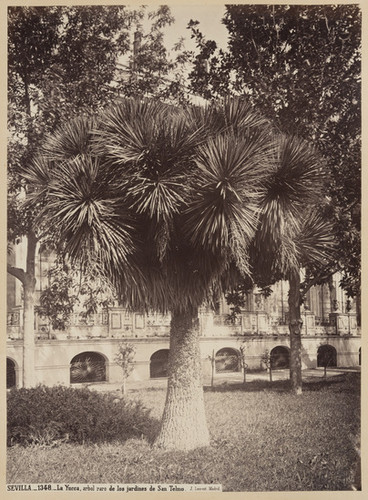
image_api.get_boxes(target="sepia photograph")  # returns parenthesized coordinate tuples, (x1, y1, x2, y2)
(5, 1, 363, 494)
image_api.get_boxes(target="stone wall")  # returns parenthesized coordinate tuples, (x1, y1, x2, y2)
(7, 334, 361, 389)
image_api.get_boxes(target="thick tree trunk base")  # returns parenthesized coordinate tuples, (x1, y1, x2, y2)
(154, 386, 210, 451)
(154, 308, 210, 451)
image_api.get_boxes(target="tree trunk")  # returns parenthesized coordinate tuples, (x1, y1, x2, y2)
(23, 231, 37, 388)
(211, 349, 215, 387)
(288, 269, 303, 395)
(154, 307, 210, 451)
(356, 290, 361, 326)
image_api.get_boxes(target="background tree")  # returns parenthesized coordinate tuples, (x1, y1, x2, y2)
(7, 5, 188, 387)
(117, 5, 192, 105)
(239, 342, 248, 384)
(8, 5, 134, 387)
(188, 4, 361, 300)
(114, 343, 136, 395)
(188, 5, 359, 393)
(261, 349, 273, 383)
(207, 349, 216, 388)
(37, 258, 115, 331)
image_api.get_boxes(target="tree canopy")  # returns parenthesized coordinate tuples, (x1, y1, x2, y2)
(25, 98, 278, 314)
(7, 4, 191, 388)
(8, 4, 188, 245)
(188, 4, 361, 297)
(24, 96, 336, 399)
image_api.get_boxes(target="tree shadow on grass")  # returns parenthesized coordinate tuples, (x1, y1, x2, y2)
(203, 372, 360, 394)
(302, 372, 360, 394)
(129, 386, 166, 393)
(204, 379, 292, 393)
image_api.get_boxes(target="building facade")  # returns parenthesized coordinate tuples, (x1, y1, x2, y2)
(7, 245, 361, 389)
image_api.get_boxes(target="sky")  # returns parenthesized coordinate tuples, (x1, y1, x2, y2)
(118, 3, 230, 102)
(163, 4, 229, 52)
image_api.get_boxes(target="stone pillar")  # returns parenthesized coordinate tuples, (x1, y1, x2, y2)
(322, 283, 332, 320)
(348, 314, 357, 335)
(329, 312, 349, 335)
(255, 312, 267, 334)
(303, 310, 316, 335)
(254, 292, 268, 334)
(199, 307, 214, 337)
(241, 311, 252, 333)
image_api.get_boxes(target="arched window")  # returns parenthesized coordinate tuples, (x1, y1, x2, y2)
(215, 348, 240, 373)
(317, 345, 337, 368)
(70, 352, 107, 384)
(270, 346, 290, 369)
(7, 358, 16, 389)
(150, 349, 169, 378)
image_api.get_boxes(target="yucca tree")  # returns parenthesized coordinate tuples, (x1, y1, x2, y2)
(25, 97, 275, 450)
(252, 134, 336, 394)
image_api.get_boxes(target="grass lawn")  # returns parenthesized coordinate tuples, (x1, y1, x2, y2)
(7, 373, 360, 491)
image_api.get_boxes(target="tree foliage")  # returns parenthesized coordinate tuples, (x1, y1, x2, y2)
(8, 4, 189, 245)
(25, 98, 277, 315)
(7, 4, 191, 388)
(24, 96, 289, 447)
(37, 258, 115, 330)
(188, 4, 361, 296)
(114, 343, 136, 394)
(117, 5, 191, 104)
(8, 5, 133, 241)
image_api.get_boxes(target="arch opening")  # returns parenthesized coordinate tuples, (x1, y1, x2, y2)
(7, 358, 16, 389)
(150, 349, 169, 378)
(317, 345, 337, 368)
(70, 351, 107, 384)
(215, 348, 240, 373)
(270, 346, 290, 369)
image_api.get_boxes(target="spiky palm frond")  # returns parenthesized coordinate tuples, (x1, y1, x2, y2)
(70, 356, 105, 383)
(92, 98, 207, 263)
(296, 209, 337, 267)
(21, 155, 53, 206)
(184, 102, 223, 137)
(183, 129, 275, 271)
(184, 97, 271, 140)
(36, 155, 135, 271)
(94, 99, 200, 224)
(93, 98, 169, 162)
(262, 134, 325, 216)
(102, 103, 200, 169)
(219, 96, 271, 133)
(254, 134, 327, 274)
(42, 115, 98, 161)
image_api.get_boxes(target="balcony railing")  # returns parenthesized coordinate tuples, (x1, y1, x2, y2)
(69, 312, 108, 327)
(315, 316, 330, 327)
(7, 308, 359, 340)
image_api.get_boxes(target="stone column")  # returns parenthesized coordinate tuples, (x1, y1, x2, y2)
(329, 312, 349, 335)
